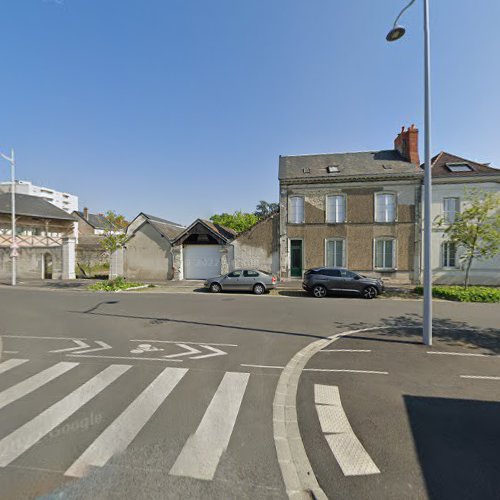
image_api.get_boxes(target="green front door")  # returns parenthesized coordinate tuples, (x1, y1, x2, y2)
(290, 240, 303, 277)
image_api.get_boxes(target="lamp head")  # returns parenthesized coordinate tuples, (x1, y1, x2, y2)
(386, 26, 406, 42)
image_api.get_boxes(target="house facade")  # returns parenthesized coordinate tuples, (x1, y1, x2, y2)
(279, 126, 423, 283)
(428, 152, 500, 285)
(0, 193, 76, 280)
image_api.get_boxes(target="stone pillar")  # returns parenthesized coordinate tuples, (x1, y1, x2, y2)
(109, 247, 124, 279)
(172, 245, 183, 280)
(220, 245, 231, 275)
(62, 237, 76, 280)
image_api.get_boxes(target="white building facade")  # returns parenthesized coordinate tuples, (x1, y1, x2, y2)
(0, 180, 78, 213)
(427, 152, 500, 285)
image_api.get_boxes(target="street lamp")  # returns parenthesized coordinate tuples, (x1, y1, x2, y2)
(387, 0, 432, 346)
(0, 149, 17, 286)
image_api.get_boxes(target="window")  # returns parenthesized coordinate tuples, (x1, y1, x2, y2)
(289, 196, 304, 224)
(446, 163, 473, 173)
(227, 271, 241, 278)
(443, 197, 460, 223)
(340, 270, 358, 279)
(243, 270, 259, 277)
(326, 239, 345, 267)
(375, 193, 396, 222)
(442, 242, 457, 268)
(374, 239, 395, 269)
(326, 195, 346, 223)
(323, 269, 342, 277)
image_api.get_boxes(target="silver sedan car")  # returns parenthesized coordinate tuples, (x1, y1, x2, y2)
(204, 269, 277, 295)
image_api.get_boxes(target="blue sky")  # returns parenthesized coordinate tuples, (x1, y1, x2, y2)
(0, 0, 498, 225)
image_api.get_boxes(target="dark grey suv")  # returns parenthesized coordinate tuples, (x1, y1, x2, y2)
(302, 268, 384, 299)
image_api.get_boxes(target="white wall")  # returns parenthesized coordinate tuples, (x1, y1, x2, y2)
(427, 181, 500, 285)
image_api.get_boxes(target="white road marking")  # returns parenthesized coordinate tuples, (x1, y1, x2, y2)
(190, 345, 227, 360)
(67, 354, 182, 362)
(0, 359, 29, 374)
(0, 362, 79, 410)
(163, 344, 201, 359)
(49, 340, 90, 353)
(74, 341, 112, 354)
(131, 340, 238, 347)
(320, 349, 372, 353)
(1, 335, 87, 340)
(240, 364, 284, 369)
(304, 368, 388, 375)
(3, 351, 19, 354)
(65, 367, 188, 478)
(0, 364, 131, 467)
(315, 384, 380, 476)
(169, 371, 250, 480)
(428, 351, 496, 358)
(460, 375, 500, 380)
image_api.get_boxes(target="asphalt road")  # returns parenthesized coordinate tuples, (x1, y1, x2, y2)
(0, 287, 498, 499)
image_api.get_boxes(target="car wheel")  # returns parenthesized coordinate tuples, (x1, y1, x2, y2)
(209, 282, 222, 293)
(362, 286, 377, 299)
(312, 285, 327, 298)
(253, 283, 265, 295)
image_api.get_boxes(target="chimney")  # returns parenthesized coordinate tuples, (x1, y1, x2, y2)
(83, 207, 89, 221)
(394, 124, 420, 165)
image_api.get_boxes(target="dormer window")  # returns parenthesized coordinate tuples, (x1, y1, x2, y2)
(327, 165, 339, 173)
(446, 162, 473, 173)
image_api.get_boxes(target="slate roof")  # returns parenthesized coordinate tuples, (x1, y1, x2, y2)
(142, 213, 185, 228)
(200, 219, 238, 241)
(279, 150, 421, 181)
(148, 220, 186, 240)
(427, 151, 500, 177)
(0, 194, 76, 221)
(74, 211, 115, 230)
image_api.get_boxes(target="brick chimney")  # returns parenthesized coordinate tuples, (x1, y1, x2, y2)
(394, 124, 420, 165)
(83, 207, 89, 220)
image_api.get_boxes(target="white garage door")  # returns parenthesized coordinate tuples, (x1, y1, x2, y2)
(183, 245, 222, 280)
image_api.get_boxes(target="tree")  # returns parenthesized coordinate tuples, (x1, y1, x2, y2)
(100, 211, 128, 256)
(254, 200, 279, 218)
(210, 211, 259, 233)
(438, 189, 500, 288)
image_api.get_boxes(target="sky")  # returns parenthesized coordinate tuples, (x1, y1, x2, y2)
(0, 0, 498, 225)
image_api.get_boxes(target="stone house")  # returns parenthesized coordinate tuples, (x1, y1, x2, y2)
(278, 125, 423, 283)
(0, 193, 76, 280)
(427, 151, 500, 285)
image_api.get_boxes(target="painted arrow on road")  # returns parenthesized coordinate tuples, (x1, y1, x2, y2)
(190, 345, 228, 360)
(163, 343, 228, 360)
(50, 340, 90, 353)
(73, 341, 112, 354)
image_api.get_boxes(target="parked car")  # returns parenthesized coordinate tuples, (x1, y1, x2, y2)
(302, 267, 384, 299)
(204, 269, 277, 295)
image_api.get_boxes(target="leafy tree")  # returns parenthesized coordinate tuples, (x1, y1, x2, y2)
(254, 200, 279, 218)
(210, 211, 259, 233)
(438, 189, 500, 288)
(100, 211, 128, 255)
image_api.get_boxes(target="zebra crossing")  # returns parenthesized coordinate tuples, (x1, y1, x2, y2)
(0, 357, 251, 482)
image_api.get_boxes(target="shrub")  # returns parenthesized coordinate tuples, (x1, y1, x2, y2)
(88, 276, 144, 292)
(414, 285, 500, 303)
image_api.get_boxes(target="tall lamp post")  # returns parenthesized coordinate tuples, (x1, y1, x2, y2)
(386, 0, 432, 346)
(0, 149, 17, 286)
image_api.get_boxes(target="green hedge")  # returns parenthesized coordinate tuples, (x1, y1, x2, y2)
(414, 285, 500, 303)
(88, 276, 144, 292)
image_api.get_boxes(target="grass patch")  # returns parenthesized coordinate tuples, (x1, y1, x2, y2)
(88, 276, 145, 292)
(414, 285, 500, 303)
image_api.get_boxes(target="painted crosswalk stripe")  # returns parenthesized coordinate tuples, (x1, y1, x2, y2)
(0, 364, 131, 467)
(0, 359, 28, 375)
(169, 371, 250, 480)
(0, 362, 79, 410)
(314, 384, 380, 476)
(65, 367, 188, 478)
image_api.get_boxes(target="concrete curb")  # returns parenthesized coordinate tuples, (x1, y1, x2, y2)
(273, 326, 383, 500)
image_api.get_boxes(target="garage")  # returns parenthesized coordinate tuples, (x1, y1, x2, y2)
(183, 244, 223, 279)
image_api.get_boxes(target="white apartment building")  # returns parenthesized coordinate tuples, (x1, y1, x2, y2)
(427, 152, 500, 285)
(0, 180, 78, 213)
